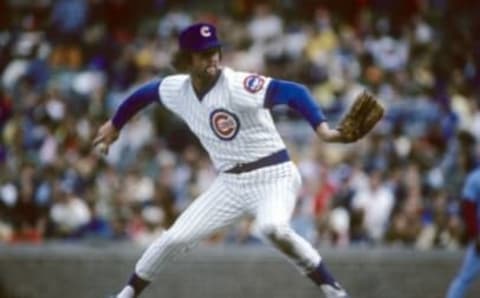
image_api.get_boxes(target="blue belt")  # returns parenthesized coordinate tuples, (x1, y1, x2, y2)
(224, 149, 290, 174)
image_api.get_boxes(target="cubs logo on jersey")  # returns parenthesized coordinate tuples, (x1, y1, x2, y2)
(243, 75, 265, 93)
(159, 68, 285, 171)
(209, 108, 240, 140)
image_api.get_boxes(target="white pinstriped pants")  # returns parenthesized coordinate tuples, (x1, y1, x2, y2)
(135, 161, 321, 280)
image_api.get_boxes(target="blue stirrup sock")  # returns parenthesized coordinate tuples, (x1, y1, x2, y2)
(307, 261, 338, 287)
(127, 273, 150, 296)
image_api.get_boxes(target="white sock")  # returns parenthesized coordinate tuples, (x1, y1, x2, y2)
(116, 285, 135, 298)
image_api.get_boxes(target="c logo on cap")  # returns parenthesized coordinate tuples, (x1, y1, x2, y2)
(200, 26, 212, 37)
(209, 109, 240, 141)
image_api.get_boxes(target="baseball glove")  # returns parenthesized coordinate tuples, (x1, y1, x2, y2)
(337, 91, 384, 142)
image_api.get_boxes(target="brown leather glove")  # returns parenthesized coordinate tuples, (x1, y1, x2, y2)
(337, 91, 384, 142)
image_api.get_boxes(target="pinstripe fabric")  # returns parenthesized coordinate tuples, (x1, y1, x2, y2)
(239, 162, 321, 274)
(135, 162, 321, 280)
(135, 177, 245, 279)
(159, 67, 285, 172)
(136, 67, 323, 282)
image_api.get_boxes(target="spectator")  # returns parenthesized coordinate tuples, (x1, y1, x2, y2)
(48, 181, 91, 237)
(10, 164, 48, 244)
(385, 184, 423, 246)
(351, 169, 395, 244)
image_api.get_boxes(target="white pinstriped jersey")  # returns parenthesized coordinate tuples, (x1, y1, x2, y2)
(137, 69, 322, 284)
(158, 67, 286, 171)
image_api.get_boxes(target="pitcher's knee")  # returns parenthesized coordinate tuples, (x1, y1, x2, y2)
(258, 223, 292, 243)
(160, 230, 192, 250)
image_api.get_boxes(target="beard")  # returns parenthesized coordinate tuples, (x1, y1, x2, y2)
(205, 65, 219, 76)
(193, 65, 220, 82)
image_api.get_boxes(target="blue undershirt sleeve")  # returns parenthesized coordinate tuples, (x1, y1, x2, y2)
(264, 79, 326, 130)
(112, 80, 161, 130)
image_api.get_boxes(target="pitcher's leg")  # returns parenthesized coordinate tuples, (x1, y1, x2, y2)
(252, 166, 319, 273)
(255, 220, 321, 272)
(252, 164, 349, 297)
(116, 178, 244, 298)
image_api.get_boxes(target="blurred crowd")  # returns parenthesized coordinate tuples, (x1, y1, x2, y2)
(0, 0, 480, 250)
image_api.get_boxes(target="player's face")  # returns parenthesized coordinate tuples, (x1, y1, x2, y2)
(190, 48, 221, 80)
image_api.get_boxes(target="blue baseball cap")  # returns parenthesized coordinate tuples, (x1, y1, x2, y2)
(178, 23, 222, 52)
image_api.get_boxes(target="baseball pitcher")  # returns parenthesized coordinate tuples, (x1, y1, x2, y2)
(94, 23, 383, 298)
